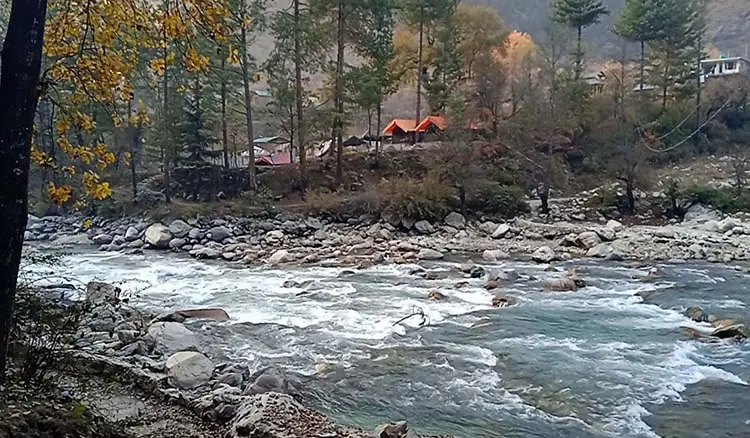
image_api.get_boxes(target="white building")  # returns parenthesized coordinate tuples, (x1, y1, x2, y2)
(700, 56, 750, 83)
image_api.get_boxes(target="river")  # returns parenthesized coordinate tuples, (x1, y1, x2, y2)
(26, 249, 750, 438)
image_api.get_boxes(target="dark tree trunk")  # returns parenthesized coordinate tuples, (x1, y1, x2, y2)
(0, 0, 48, 383)
(415, 10, 424, 145)
(221, 57, 229, 169)
(375, 101, 382, 166)
(240, 0, 256, 190)
(639, 40, 645, 92)
(575, 25, 582, 81)
(294, 0, 307, 191)
(539, 185, 550, 215)
(625, 179, 635, 216)
(161, 8, 171, 203)
(334, 0, 345, 187)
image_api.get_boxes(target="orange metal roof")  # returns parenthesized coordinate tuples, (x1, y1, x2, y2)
(383, 119, 418, 135)
(415, 115, 446, 132)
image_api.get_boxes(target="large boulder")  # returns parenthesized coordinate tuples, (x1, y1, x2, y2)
(147, 322, 199, 356)
(168, 219, 192, 238)
(414, 220, 435, 235)
(125, 226, 140, 242)
(444, 212, 466, 229)
(92, 234, 113, 245)
(145, 223, 172, 248)
(375, 421, 409, 438)
(595, 227, 617, 242)
(543, 277, 583, 291)
(711, 323, 749, 339)
(155, 308, 230, 323)
(85, 281, 121, 305)
(479, 221, 498, 235)
(531, 246, 556, 263)
(417, 248, 444, 260)
(482, 249, 509, 262)
(207, 225, 232, 242)
(243, 366, 296, 396)
(166, 351, 214, 389)
(605, 220, 624, 233)
(56, 234, 93, 246)
(685, 306, 709, 323)
(576, 231, 602, 249)
(716, 217, 741, 234)
(491, 224, 511, 239)
(268, 249, 291, 266)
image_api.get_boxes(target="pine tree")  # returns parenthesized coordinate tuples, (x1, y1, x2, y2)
(614, 0, 672, 92)
(349, 0, 399, 163)
(400, 0, 458, 136)
(174, 72, 218, 163)
(552, 0, 609, 80)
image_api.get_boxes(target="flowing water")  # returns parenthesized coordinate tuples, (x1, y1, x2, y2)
(27, 249, 750, 437)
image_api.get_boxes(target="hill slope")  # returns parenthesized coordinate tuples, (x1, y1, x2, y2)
(469, 0, 750, 59)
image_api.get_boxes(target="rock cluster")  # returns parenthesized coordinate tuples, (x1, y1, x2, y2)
(25, 200, 750, 267)
(71, 281, 450, 437)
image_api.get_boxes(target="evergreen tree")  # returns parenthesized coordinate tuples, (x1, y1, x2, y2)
(424, 11, 463, 114)
(349, 0, 400, 162)
(614, 0, 672, 92)
(552, 0, 609, 80)
(400, 0, 458, 132)
(174, 72, 218, 163)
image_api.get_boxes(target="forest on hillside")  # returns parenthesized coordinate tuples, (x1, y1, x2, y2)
(0, 0, 749, 225)
(474, 0, 750, 59)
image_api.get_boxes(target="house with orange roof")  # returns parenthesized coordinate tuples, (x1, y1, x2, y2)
(383, 116, 447, 143)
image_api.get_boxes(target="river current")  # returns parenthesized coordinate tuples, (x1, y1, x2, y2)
(27, 250, 750, 437)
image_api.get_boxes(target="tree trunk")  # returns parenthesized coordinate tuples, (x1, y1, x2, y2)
(162, 5, 171, 203)
(415, 11, 424, 144)
(661, 63, 669, 111)
(575, 25, 582, 81)
(334, 0, 345, 187)
(639, 40, 645, 92)
(0, 0, 48, 383)
(221, 57, 229, 169)
(626, 178, 635, 216)
(695, 33, 702, 136)
(539, 184, 550, 215)
(375, 101, 382, 167)
(294, 0, 307, 191)
(240, 7, 256, 190)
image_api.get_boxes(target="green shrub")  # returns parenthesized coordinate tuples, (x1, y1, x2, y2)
(468, 182, 529, 218)
(686, 186, 750, 213)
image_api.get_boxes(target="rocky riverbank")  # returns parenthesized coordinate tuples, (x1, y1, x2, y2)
(35, 281, 451, 438)
(24, 202, 750, 265)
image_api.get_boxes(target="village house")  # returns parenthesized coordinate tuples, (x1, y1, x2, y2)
(700, 56, 750, 83)
(383, 116, 447, 143)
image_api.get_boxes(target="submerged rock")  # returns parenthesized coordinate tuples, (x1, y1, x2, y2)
(711, 324, 749, 339)
(685, 306, 709, 323)
(428, 291, 446, 301)
(418, 248, 444, 260)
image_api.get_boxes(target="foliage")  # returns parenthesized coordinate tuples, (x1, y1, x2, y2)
(552, 0, 609, 78)
(11, 254, 89, 387)
(686, 186, 750, 214)
(468, 182, 529, 218)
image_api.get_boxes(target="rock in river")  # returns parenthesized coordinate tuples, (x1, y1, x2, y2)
(147, 321, 199, 356)
(418, 248, 444, 260)
(531, 246, 556, 263)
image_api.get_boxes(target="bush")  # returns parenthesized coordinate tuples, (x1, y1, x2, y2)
(468, 182, 529, 218)
(303, 189, 348, 218)
(348, 176, 454, 221)
(686, 186, 750, 213)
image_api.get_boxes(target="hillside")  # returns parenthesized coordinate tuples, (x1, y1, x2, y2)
(469, 0, 750, 59)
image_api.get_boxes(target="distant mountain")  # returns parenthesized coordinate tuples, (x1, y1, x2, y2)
(467, 0, 750, 60)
